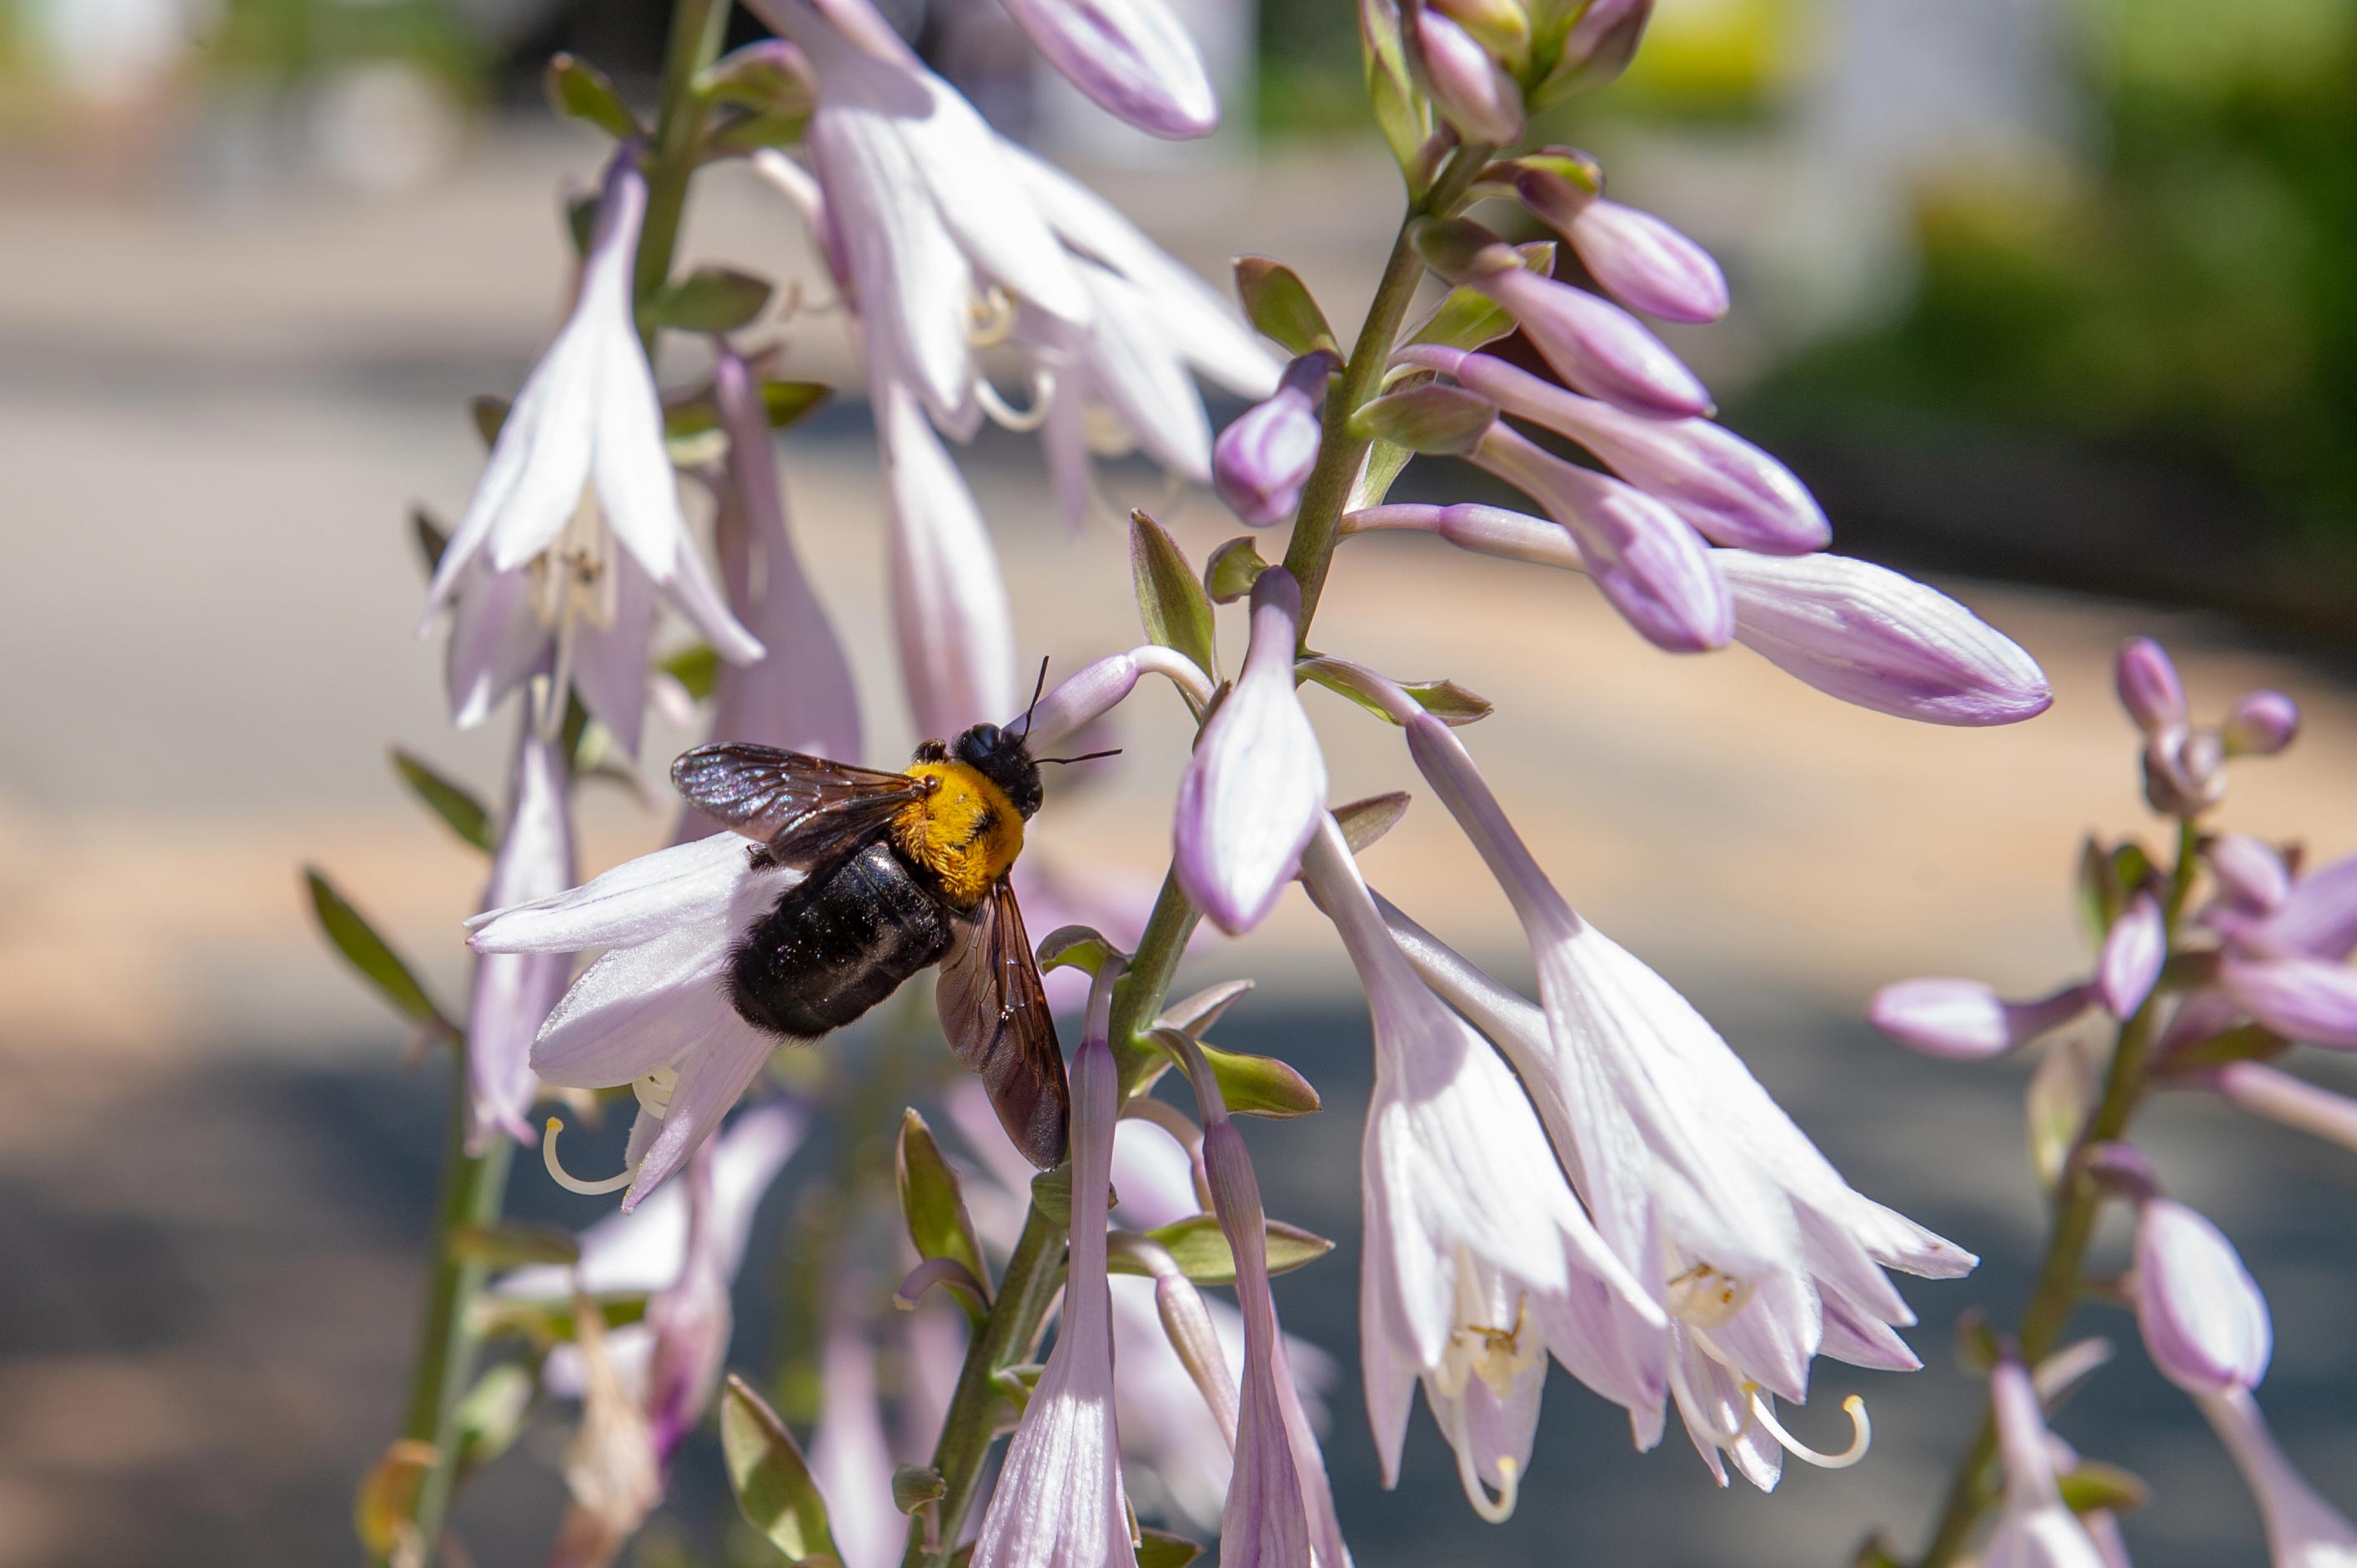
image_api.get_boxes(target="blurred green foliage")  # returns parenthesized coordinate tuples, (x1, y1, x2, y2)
(202, 0, 489, 88)
(1778, 0, 2357, 541)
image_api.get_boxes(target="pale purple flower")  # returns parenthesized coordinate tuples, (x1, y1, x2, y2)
(1507, 166, 1728, 323)
(1544, 0, 1652, 96)
(1471, 427, 1732, 652)
(1868, 979, 2091, 1061)
(2224, 690, 2301, 757)
(2208, 834, 2292, 916)
(2098, 893, 2166, 1019)
(2218, 956, 2357, 1049)
(1342, 503, 2051, 724)
(2144, 722, 2225, 818)
(970, 972, 1134, 1568)
(1985, 1360, 2114, 1568)
(811, 1311, 900, 1568)
(2199, 1388, 2357, 1567)
(1216, 352, 1336, 526)
(703, 347, 861, 768)
(2133, 1197, 2271, 1397)
(2204, 1061, 2357, 1159)
(2114, 637, 2186, 734)
(1174, 569, 1328, 934)
(1422, 222, 1711, 417)
(466, 716, 578, 1150)
(1200, 1115, 1313, 1564)
(469, 832, 795, 1209)
(1298, 819, 1666, 1515)
(499, 1100, 805, 1459)
(1409, 3, 1526, 146)
(1394, 712, 1972, 1485)
(998, 0, 1218, 138)
(1407, 345, 1825, 553)
(880, 378, 1020, 737)
(1018, 644, 1216, 752)
(2210, 853, 2357, 964)
(422, 149, 760, 751)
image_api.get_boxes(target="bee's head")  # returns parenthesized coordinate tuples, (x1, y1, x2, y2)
(950, 722, 1044, 819)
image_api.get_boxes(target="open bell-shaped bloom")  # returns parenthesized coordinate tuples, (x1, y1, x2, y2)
(2133, 1196, 2272, 1397)
(1216, 351, 1335, 526)
(1869, 978, 2090, 1061)
(1472, 426, 1732, 652)
(422, 149, 760, 753)
(1175, 569, 1328, 934)
(466, 716, 578, 1150)
(970, 972, 1135, 1568)
(2200, 1389, 2357, 1567)
(1408, 345, 1825, 554)
(1299, 819, 1665, 1515)
(469, 832, 793, 1210)
(1984, 1360, 2116, 1568)
(998, 0, 1218, 138)
(700, 348, 861, 774)
(1393, 712, 1971, 1485)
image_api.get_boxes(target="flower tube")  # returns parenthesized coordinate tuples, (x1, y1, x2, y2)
(970, 966, 1135, 1568)
(880, 379, 1020, 739)
(1868, 979, 2091, 1062)
(2199, 1388, 2357, 1568)
(1174, 569, 1328, 933)
(1015, 644, 1216, 751)
(2204, 1061, 2357, 1160)
(1984, 1359, 2114, 1568)
(466, 716, 578, 1149)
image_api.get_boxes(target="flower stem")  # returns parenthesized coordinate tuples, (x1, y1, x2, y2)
(385, 1052, 515, 1568)
(903, 1201, 1068, 1566)
(636, 0, 735, 309)
(1281, 139, 1492, 638)
(1909, 817, 2203, 1567)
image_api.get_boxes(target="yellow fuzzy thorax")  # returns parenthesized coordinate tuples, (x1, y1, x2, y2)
(892, 760, 1026, 910)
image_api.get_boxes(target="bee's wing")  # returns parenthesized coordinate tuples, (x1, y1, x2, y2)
(672, 743, 924, 867)
(937, 879, 1071, 1170)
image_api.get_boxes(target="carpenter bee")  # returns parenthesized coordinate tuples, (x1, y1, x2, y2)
(669, 678, 1111, 1170)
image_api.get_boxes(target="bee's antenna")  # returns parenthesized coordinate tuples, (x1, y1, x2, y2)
(1038, 748, 1122, 766)
(1018, 656, 1051, 739)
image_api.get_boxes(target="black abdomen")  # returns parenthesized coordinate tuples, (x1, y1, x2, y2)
(729, 840, 955, 1039)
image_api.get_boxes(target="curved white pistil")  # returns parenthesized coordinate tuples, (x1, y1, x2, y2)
(1432, 1290, 1537, 1522)
(540, 1070, 674, 1196)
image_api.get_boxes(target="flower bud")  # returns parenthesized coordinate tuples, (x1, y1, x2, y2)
(2134, 1198, 2272, 1396)
(2143, 724, 2225, 818)
(1532, 0, 1654, 102)
(1473, 263, 1711, 417)
(2097, 892, 2166, 1019)
(1174, 569, 1329, 934)
(2114, 637, 2187, 734)
(999, 0, 1220, 138)
(1868, 978, 2090, 1061)
(2207, 834, 2290, 915)
(1214, 353, 1336, 525)
(1430, 0, 1532, 68)
(2219, 956, 2357, 1049)
(1562, 198, 1728, 324)
(2223, 689, 2300, 757)
(1409, 4, 1527, 147)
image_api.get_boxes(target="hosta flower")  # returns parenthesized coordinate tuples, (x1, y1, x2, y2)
(2203, 1060, 2357, 1160)
(2206, 834, 2292, 915)
(2132, 1196, 2272, 1397)
(1984, 1359, 2115, 1568)
(2199, 1388, 2357, 1568)
(465, 718, 577, 1149)
(970, 971, 1133, 1568)
(996, 0, 1218, 138)
(469, 831, 794, 1209)
(1868, 979, 2090, 1061)
(2185, 848, 2357, 1052)
(1393, 712, 1972, 1486)
(422, 148, 760, 754)
(2224, 689, 2301, 757)
(1342, 503, 2053, 724)
(1408, 3, 1526, 146)
(1175, 569, 1328, 934)
(1299, 818, 1666, 1517)
(811, 1310, 900, 1568)
(1215, 352, 1336, 526)
(2114, 637, 2186, 734)
(2097, 893, 2166, 1019)
(880, 378, 1021, 736)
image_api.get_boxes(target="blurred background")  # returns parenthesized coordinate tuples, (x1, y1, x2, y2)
(3, 0, 2355, 1564)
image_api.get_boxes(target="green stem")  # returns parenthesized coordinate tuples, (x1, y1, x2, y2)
(905, 1203, 1068, 1567)
(388, 1055, 516, 1568)
(635, 0, 734, 313)
(1281, 140, 1492, 637)
(1910, 819, 2203, 1568)
(1110, 869, 1205, 1090)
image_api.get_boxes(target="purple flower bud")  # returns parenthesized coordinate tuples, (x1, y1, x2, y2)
(2259, 854, 2357, 963)
(1473, 424, 1731, 651)
(1564, 198, 1729, 323)
(2114, 637, 2187, 734)
(997, 0, 1220, 138)
(1174, 569, 1329, 934)
(1016, 644, 1214, 750)
(2143, 723, 2225, 819)
(1215, 353, 1334, 525)
(2098, 893, 2167, 1019)
(1409, 4, 1527, 147)
(2134, 1198, 2272, 1396)
(2224, 689, 2301, 757)
(1478, 263, 1712, 417)
(1868, 978, 2091, 1060)
(1534, 0, 1653, 99)
(1716, 552, 2054, 725)
(2219, 956, 2357, 1048)
(2208, 834, 2291, 915)
(2209, 1060, 2357, 1158)
(1415, 345, 1825, 552)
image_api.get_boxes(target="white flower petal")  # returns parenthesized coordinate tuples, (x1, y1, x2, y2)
(471, 832, 775, 954)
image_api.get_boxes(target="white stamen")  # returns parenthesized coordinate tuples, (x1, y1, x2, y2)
(1443, 1391, 1522, 1523)
(1666, 1261, 1752, 1328)
(1746, 1389, 1872, 1469)
(967, 286, 1017, 348)
(976, 368, 1056, 433)
(629, 1067, 678, 1118)
(1667, 1340, 1750, 1449)
(541, 1116, 635, 1195)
